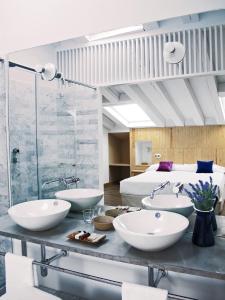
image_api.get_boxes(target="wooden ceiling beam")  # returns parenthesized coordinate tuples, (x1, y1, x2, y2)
(120, 84, 165, 126)
(100, 87, 119, 103)
(182, 79, 205, 125)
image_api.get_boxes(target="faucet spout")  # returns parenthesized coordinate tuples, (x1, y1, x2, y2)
(173, 182, 184, 198)
(150, 181, 170, 199)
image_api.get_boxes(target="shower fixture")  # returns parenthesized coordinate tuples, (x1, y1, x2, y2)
(35, 63, 64, 82)
(163, 42, 185, 64)
(0, 58, 96, 90)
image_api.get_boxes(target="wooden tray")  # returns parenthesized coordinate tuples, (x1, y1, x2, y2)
(67, 231, 106, 244)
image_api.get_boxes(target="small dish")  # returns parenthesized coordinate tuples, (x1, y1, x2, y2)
(67, 231, 106, 244)
(93, 216, 114, 231)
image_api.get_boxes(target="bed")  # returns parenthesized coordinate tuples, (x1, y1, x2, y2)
(120, 163, 225, 213)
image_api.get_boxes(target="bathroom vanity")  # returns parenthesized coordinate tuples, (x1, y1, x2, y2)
(0, 211, 225, 299)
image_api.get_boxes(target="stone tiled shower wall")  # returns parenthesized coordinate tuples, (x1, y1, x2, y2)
(0, 62, 12, 290)
(62, 85, 102, 189)
(9, 75, 102, 201)
(37, 81, 102, 195)
(9, 75, 38, 204)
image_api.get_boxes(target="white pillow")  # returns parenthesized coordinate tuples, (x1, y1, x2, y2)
(172, 164, 185, 171)
(213, 164, 225, 173)
(172, 163, 197, 172)
(183, 164, 197, 172)
(145, 164, 158, 172)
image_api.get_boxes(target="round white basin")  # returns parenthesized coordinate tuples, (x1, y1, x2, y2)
(55, 188, 103, 212)
(113, 210, 189, 251)
(142, 194, 194, 217)
(8, 199, 71, 231)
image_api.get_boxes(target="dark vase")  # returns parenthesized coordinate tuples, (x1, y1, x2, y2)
(210, 210, 217, 231)
(192, 209, 215, 247)
(211, 196, 219, 232)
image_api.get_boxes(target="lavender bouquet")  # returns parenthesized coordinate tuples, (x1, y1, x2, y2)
(184, 176, 220, 211)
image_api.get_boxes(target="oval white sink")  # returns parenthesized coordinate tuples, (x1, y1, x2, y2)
(8, 199, 71, 231)
(113, 210, 189, 251)
(55, 188, 103, 212)
(142, 194, 194, 217)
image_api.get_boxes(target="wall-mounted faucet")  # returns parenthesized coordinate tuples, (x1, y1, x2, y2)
(42, 176, 80, 190)
(150, 181, 170, 199)
(64, 176, 80, 188)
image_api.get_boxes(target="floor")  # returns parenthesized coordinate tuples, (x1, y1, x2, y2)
(104, 184, 121, 206)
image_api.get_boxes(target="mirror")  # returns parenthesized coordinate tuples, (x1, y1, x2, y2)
(135, 141, 152, 166)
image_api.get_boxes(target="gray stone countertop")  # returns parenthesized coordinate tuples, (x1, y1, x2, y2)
(1, 208, 225, 280)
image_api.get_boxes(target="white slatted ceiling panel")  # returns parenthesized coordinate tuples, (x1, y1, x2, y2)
(57, 23, 225, 86)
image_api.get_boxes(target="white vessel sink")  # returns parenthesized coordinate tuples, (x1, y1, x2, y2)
(8, 199, 71, 231)
(55, 188, 103, 212)
(142, 194, 194, 217)
(113, 210, 189, 251)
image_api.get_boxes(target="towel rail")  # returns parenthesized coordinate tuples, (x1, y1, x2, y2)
(0, 251, 197, 300)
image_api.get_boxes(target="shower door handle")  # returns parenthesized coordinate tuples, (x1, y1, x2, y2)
(12, 148, 20, 163)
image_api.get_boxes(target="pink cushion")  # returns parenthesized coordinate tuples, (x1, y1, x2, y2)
(157, 161, 173, 172)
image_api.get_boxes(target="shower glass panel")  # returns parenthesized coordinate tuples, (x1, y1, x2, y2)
(8, 67, 39, 204)
(36, 79, 77, 199)
(8, 66, 101, 204)
(0, 62, 12, 292)
(8, 69, 79, 202)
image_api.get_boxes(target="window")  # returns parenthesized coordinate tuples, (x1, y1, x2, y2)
(104, 103, 155, 128)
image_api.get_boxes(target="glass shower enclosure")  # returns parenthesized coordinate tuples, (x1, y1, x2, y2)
(8, 67, 76, 203)
(0, 58, 101, 293)
(8, 65, 101, 204)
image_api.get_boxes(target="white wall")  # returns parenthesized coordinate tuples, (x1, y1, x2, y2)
(1, 0, 225, 54)
(7, 44, 57, 84)
(103, 128, 109, 184)
(8, 44, 56, 69)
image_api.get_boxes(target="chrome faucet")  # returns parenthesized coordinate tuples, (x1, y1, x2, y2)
(41, 178, 67, 190)
(149, 181, 170, 199)
(173, 182, 184, 198)
(63, 176, 80, 188)
(42, 176, 80, 190)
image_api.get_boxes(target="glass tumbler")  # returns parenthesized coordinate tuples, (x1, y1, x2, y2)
(83, 209, 94, 224)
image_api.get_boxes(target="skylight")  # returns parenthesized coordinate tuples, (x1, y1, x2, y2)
(219, 96, 225, 120)
(85, 25, 143, 41)
(104, 103, 155, 128)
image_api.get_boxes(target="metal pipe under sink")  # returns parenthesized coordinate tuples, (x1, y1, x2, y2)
(0, 250, 198, 300)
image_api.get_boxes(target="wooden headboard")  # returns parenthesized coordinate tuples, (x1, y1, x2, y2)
(130, 126, 225, 170)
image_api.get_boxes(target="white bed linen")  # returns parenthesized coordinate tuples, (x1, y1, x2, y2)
(120, 171, 225, 199)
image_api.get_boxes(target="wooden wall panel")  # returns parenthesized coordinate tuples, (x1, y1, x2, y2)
(182, 148, 216, 164)
(200, 148, 217, 162)
(152, 148, 184, 164)
(109, 133, 130, 164)
(109, 134, 121, 163)
(132, 128, 171, 148)
(130, 126, 225, 169)
(217, 149, 225, 166)
(172, 127, 206, 148)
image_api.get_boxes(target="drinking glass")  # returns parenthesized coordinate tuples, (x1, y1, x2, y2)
(83, 209, 94, 224)
(94, 205, 104, 217)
